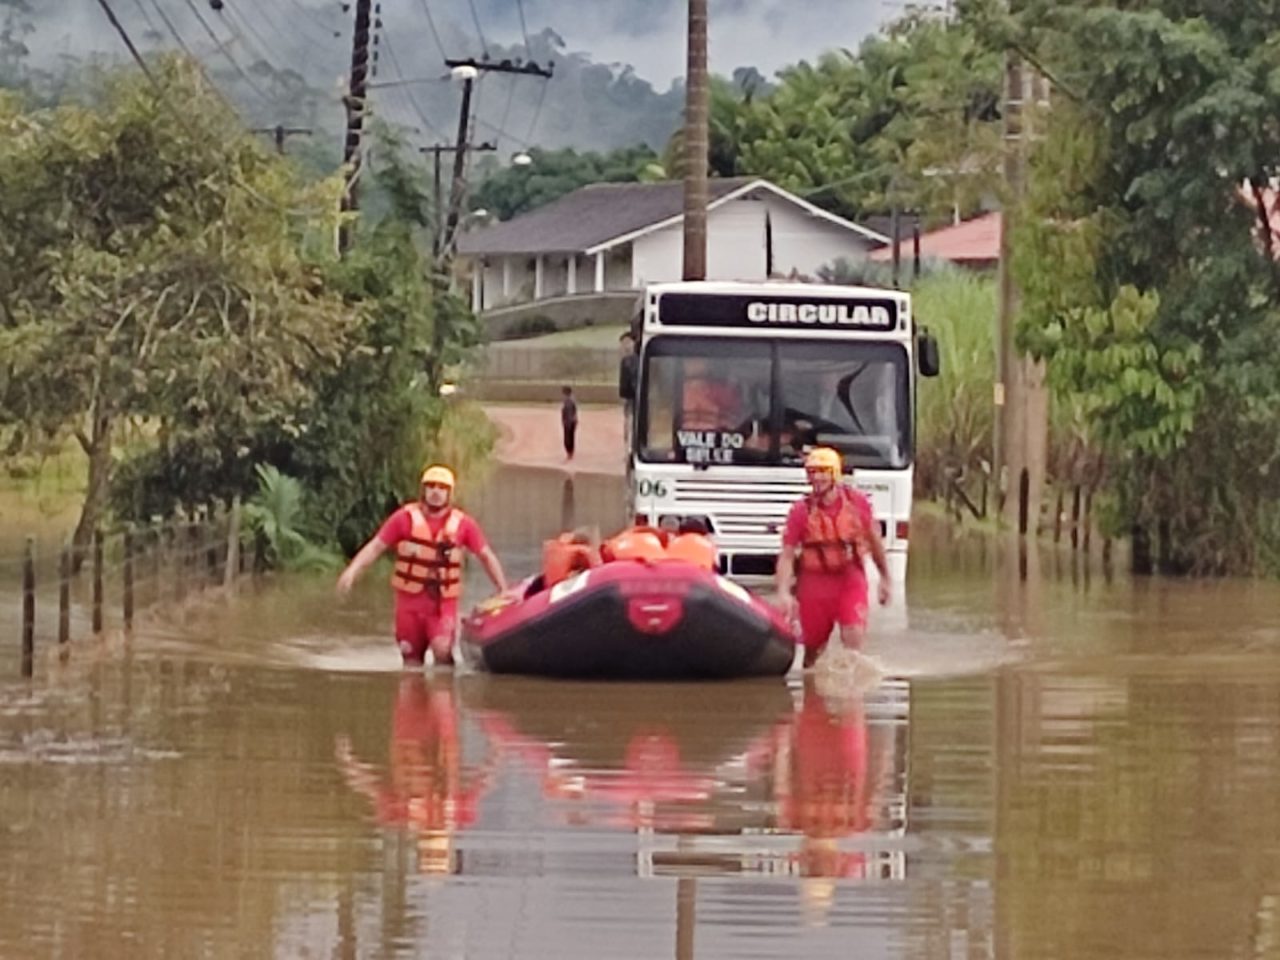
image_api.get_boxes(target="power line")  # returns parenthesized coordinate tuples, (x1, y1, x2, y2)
(497, 73, 516, 149)
(144, 0, 196, 58)
(472, 113, 532, 150)
(255, 0, 346, 57)
(93, 0, 328, 218)
(414, 0, 449, 66)
(525, 75, 549, 143)
(283, 0, 345, 40)
(466, 0, 489, 58)
(381, 32, 450, 140)
(94, 0, 158, 85)
(128, 0, 160, 39)
(179, 0, 272, 105)
(221, 3, 281, 68)
(514, 0, 532, 50)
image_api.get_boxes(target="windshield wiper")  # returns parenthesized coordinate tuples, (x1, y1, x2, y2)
(836, 364, 869, 433)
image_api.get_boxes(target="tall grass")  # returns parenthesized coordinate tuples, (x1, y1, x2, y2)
(912, 272, 996, 499)
(427, 401, 500, 492)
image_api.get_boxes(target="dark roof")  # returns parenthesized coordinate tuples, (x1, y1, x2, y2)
(457, 178, 760, 256)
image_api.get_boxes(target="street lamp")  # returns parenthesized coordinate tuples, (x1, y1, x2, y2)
(451, 64, 479, 82)
(512, 152, 533, 167)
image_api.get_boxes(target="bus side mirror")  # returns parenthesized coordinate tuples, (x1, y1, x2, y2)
(619, 354, 637, 400)
(917, 329, 941, 378)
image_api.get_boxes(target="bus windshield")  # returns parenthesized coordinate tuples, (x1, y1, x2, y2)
(637, 336, 911, 470)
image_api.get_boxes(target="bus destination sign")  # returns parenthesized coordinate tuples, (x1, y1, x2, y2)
(656, 292, 899, 331)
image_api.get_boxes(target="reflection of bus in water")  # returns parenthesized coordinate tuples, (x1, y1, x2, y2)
(621, 281, 939, 582)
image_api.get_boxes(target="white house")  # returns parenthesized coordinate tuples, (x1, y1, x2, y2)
(456, 177, 889, 319)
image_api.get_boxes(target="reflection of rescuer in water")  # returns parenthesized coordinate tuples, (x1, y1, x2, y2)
(336, 464, 507, 667)
(746, 679, 889, 882)
(775, 447, 892, 669)
(335, 676, 495, 875)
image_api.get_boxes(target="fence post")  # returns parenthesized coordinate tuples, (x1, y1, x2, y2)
(123, 525, 135, 631)
(1082, 487, 1094, 554)
(190, 508, 203, 590)
(92, 528, 104, 634)
(21, 537, 35, 678)
(225, 496, 242, 588)
(174, 510, 186, 603)
(59, 541, 71, 647)
(149, 516, 162, 608)
(206, 502, 221, 581)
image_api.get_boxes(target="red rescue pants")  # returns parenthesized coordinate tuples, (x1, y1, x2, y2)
(394, 596, 459, 665)
(795, 568, 868, 650)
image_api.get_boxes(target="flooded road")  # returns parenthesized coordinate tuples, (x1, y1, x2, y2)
(3, 465, 1280, 958)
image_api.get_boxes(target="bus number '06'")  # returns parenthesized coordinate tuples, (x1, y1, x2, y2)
(636, 479, 669, 498)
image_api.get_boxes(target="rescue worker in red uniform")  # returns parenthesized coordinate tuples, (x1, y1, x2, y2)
(775, 447, 891, 669)
(336, 464, 507, 667)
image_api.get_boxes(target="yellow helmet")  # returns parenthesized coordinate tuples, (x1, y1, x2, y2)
(804, 447, 842, 475)
(420, 465, 456, 489)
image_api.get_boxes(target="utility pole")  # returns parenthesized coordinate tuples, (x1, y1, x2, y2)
(682, 0, 709, 281)
(253, 125, 312, 155)
(995, 9, 1051, 535)
(440, 57, 553, 260)
(421, 141, 496, 256)
(338, 0, 373, 254)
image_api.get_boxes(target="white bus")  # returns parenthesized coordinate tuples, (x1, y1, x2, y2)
(620, 280, 940, 583)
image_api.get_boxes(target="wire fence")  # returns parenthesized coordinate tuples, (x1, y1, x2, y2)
(4, 499, 253, 679)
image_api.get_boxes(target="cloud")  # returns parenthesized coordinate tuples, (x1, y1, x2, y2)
(474, 0, 888, 86)
(26, 0, 887, 90)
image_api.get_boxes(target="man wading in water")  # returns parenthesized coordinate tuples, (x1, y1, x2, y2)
(774, 447, 891, 669)
(337, 464, 507, 667)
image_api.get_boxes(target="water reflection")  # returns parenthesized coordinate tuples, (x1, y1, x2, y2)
(336, 676, 494, 875)
(7, 466, 1280, 958)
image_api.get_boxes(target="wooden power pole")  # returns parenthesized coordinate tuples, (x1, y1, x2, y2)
(996, 36, 1051, 536)
(682, 0, 709, 281)
(337, 0, 373, 254)
(439, 57, 553, 260)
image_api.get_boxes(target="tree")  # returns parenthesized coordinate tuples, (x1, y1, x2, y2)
(468, 144, 662, 221)
(104, 118, 486, 554)
(735, 13, 1002, 222)
(0, 59, 351, 555)
(1009, 2, 1280, 574)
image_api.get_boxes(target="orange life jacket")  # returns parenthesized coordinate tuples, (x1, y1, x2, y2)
(681, 378, 743, 431)
(390, 505, 465, 598)
(800, 487, 869, 574)
(542, 534, 601, 588)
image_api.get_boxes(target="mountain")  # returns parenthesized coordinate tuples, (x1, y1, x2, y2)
(4, 0, 882, 156)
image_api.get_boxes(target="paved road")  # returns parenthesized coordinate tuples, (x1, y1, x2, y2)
(484, 404, 625, 477)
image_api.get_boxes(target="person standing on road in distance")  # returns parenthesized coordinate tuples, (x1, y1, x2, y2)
(561, 385, 579, 462)
(775, 447, 891, 669)
(336, 464, 507, 667)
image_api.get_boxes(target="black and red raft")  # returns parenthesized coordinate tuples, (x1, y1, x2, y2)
(459, 559, 798, 680)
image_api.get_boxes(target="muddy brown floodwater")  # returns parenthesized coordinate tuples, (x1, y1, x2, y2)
(3, 464, 1280, 959)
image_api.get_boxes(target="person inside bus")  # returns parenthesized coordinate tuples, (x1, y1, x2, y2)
(678, 356, 747, 433)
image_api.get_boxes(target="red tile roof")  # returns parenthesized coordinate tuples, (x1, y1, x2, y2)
(869, 211, 1001, 267)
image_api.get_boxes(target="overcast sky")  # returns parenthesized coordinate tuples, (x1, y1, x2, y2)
(29, 0, 892, 90)
(473, 0, 889, 85)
